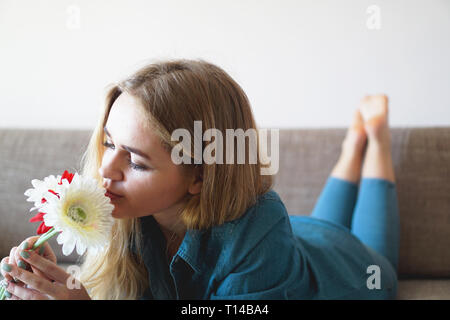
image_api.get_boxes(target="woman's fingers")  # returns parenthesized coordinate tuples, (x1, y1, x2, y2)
(2, 252, 90, 300)
(8, 247, 17, 268)
(15, 240, 53, 282)
(17, 237, 40, 255)
(4, 281, 49, 300)
(13, 242, 36, 284)
(1, 257, 14, 282)
(37, 241, 57, 264)
(1, 261, 59, 298)
(7, 247, 26, 285)
(17, 249, 69, 285)
(20, 237, 57, 264)
(28, 265, 53, 283)
(1, 237, 63, 299)
(11, 238, 37, 272)
(1, 237, 59, 299)
(14, 238, 57, 282)
(0, 279, 20, 300)
(14, 242, 32, 269)
(5, 292, 21, 300)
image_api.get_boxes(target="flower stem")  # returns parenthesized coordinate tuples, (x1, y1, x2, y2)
(31, 227, 60, 251)
(0, 279, 8, 300)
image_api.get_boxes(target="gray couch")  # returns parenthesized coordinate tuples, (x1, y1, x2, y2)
(1, 128, 449, 299)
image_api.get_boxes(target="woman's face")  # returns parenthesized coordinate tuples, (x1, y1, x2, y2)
(98, 91, 199, 223)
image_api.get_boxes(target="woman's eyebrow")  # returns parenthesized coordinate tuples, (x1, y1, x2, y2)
(103, 126, 151, 160)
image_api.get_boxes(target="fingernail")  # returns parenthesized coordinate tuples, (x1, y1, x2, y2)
(20, 250, 30, 259)
(22, 242, 29, 250)
(18, 260, 27, 269)
(1, 263, 12, 272)
(39, 246, 45, 255)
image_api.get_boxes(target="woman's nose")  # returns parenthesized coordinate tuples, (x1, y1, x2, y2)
(98, 153, 123, 182)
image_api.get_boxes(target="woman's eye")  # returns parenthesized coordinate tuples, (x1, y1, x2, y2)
(102, 141, 114, 149)
(102, 140, 147, 171)
(127, 159, 147, 171)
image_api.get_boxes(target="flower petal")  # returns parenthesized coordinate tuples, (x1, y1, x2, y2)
(75, 241, 87, 256)
(56, 232, 66, 245)
(29, 212, 45, 223)
(37, 222, 52, 235)
(62, 234, 76, 256)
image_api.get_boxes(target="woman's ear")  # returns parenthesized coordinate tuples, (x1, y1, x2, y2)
(188, 165, 202, 195)
(188, 179, 202, 195)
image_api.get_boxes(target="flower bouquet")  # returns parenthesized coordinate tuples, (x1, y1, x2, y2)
(0, 170, 114, 300)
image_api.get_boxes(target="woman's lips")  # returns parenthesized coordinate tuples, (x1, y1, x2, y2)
(105, 190, 124, 200)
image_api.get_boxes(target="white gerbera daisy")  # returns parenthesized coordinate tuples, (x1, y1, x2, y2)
(40, 173, 115, 256)
(24, 174, 62, 212)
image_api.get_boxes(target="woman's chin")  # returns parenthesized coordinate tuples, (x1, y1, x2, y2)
(110, 207, 123, 219)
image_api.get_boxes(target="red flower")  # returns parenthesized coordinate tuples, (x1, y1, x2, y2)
(29, 211, 45, 223)
(29, 211, 53, 235)
(59, 170, 74, 184)
(29, 170, 75, 235)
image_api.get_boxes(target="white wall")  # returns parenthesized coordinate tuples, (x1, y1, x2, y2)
(1, 0, 449, 129)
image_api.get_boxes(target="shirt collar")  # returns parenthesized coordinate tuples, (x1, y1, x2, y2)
(138, 215, 208, 274)
(138, 190, 280, 275)
(176, 215, 244, 274)
(175, 228, 205, 273)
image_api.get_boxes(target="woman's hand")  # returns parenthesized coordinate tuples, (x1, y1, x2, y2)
(1, 239, 90, 300)
(1, 236, 56, 284)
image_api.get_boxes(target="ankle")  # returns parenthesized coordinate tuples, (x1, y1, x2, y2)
(331, 150, 364, 184)
(364, 121, 391, 146)
(362, 142, 396, 183)
(340, 141, 366, 160)
(367, 136, 392, 153)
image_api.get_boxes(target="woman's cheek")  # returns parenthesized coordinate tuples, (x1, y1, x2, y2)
(127, 184, 158, 210)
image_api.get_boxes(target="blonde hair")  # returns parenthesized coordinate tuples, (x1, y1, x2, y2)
(78, 58, 274, 299)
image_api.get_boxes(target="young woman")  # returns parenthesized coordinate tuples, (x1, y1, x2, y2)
(1, 59, 399, 299)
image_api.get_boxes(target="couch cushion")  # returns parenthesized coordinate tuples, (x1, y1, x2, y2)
(2, 271, 448, 300)
(397, 279, 450, 299)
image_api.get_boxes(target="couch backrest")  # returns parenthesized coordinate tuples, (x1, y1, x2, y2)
(1, 128, 449, 277)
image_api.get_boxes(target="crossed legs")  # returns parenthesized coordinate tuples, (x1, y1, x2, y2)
(311, 95, 400, 272)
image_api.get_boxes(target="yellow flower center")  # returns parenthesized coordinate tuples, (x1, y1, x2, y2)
(67, 205, 87, 224)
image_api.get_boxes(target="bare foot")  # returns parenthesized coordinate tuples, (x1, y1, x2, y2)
(331, 109, 367, 184)
(359, 94, 396, 183)
(342, 109, 367, 155)
(359, 94, 391, 147)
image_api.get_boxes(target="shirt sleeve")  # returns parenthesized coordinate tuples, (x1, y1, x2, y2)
(209, 205, 313, 300)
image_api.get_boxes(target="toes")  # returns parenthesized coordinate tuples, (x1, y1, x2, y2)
(344, 111, 368, 151)
(371, 95, 389, 113)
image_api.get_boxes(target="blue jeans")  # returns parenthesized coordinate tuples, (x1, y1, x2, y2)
(311, 177, 400, 273)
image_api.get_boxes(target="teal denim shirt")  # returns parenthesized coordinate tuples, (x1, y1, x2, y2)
(137, 190, 397, 299)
